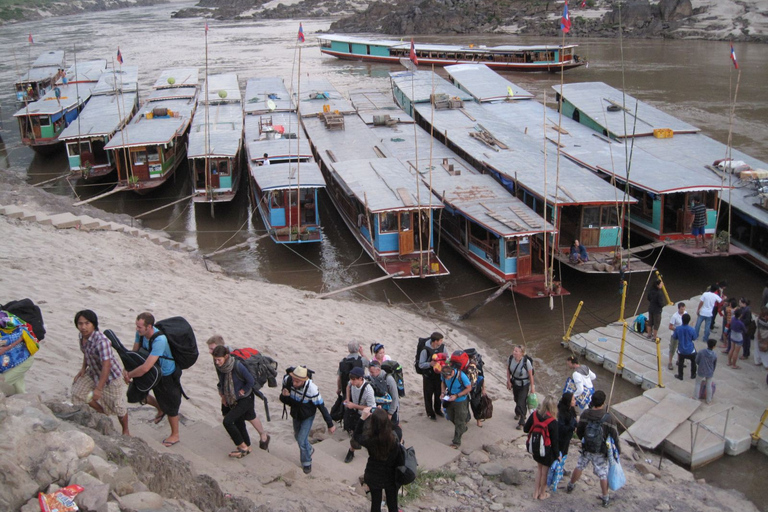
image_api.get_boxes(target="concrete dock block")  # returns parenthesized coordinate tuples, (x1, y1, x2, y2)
(2, 206, 24, 218)
(21, 211, 39, 221)
(568, 335, 588, 356)
(35, 213, 52, 224)
(77, 215, 101, 230)
(641, 370, 661, 390)
(603, 351, 622, 373)
(757, 438, 768, 456)
(622, 365, 645, 386)
(49, 212, 81, 229)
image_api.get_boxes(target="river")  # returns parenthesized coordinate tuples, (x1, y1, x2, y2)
(0, 3, 766, 507)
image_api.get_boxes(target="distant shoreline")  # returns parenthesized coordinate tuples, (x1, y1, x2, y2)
(0, 0, 170, 26)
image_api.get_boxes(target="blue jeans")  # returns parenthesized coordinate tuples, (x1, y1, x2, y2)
(694, 314, 712, 343)
(293, 416, 315, 467)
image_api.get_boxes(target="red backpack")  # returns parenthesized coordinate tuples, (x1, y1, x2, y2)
(526, 411, 555, 456)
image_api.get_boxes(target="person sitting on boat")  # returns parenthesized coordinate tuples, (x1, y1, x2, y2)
(262, 153, 270, 166)
(569, 240, 589, 264)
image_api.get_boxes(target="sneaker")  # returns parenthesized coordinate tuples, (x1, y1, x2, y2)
(344, 449, 355, 463)
(428, 415, 437, 421)
(674, 375, 683, 381)
(601, 495, 610, 508)
(303, 465, 312, 474)
(566, 483, 575, 494)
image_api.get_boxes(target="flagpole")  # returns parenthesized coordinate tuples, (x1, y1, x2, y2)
(204, 22, 212, 214)
(724, 44, 741, 252)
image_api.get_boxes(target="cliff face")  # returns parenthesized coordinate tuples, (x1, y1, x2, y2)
(0, 0, 169, 25)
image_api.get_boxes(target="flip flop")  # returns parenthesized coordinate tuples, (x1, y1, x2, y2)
(162, 438, 179, 447)
(152, 413, 166, 424)
(259, 434, 271, 452)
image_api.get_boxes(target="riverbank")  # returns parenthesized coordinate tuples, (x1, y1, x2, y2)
(0, 187, 762, 510)
(0, 0, 169, 25)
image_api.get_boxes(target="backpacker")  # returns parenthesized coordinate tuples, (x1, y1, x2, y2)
(507, 354, 534, 385)
(381, 360, 406, 397)
(344, 382, 369, 432)
(582, 413, 611, 454)
(465, 348, 484, 372)
(150, 317, 198, 370)
(414, 336, 431, 375)
(338, 356, 364, 394)
(450, 350, 469, 371)
(526, 411, 555, 458)
(281, 367, 316, 421)
(2, 298, 46, 341)
(105, 329, 160, 395)
(231, 349, 278, 390)
(396, 444, 418, 486)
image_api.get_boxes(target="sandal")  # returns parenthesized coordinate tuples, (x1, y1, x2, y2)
(228, 447, 251, 459)
(259, 434, 271, 452)
(152, 412, 166, 425)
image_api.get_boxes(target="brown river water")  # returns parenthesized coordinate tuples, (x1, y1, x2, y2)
(0, 3, 766, 507)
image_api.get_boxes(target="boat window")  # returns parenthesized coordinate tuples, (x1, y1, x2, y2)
(400, 212, 412, 231)
(217, 160, 230, 177)
(518, 238, 531, 257)
(133, 151, 147, 165)
(271, 190, 283, 208)
(366, 45, 371, 55)
(506, 239, 518, 258)
(601, 206, 619, 227)
(582, 207, 600, 228)
(320, 39, 331, 48)
(39, 116, 51, 127)
(379, 212, 398, 233)
(67, 141, 91, 156)
(147, 146, 160, 162)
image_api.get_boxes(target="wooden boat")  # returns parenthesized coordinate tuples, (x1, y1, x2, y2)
(188, 73, 243, 205)
(104, 68, 198, 194)
(14, 50, 65, 104)
(554, 81, 747, 261)
(391, 67, 648, 276)
(299, 77, 449, 278)
(13, 59, 106, 154)
(59, 66, 139, 180)
(318, 34, 586, 72)
(243, 77, 324, 243)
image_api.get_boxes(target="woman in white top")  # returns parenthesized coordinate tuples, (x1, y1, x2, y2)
(370, 343, 392, 364)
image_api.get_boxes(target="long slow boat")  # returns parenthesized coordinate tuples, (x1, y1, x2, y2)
(105, 68, 198, 194)
(188, 73, 243, 205)
(59, 66, 139, 180)
(14, 59, 106, 154)
(14, 50, 65, 104)
(243, 77, 325, 243)
(318, 34, 586, 72)
(299, 77, 449, 278)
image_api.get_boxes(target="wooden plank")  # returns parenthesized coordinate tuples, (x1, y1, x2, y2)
(397, 187, 414, 206)
(317, 271, 405, 299)
(72, 186, 129, 206)
(459, 282, 513, 320)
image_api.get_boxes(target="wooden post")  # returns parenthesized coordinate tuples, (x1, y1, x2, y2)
(316, 272, 405, 299)
(458, 282, 513, 321)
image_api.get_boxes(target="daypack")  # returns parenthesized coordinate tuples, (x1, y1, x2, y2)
(414, 336, 431, 375)
(344, 382, 370, 432)
(634, 315, 647, 333)
(582, 413, 611, 454)
(231, 349, 278, 390)
(465, 348, 484, 372)
(150, 317, 198, 370)
(526, 411, 555, 457)
(396, 444, 418, 486)
(366, 375, 392, 411)
(381, 360, 406, 397)
(338, 356, 364, 396)
(450, 350, 469, 371)
(105, 329, 160, 394)
(330, 393, 345, 422)
(2, 298, 46, 341)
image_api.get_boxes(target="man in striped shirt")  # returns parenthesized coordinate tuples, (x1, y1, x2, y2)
(690, 196, 707, 247)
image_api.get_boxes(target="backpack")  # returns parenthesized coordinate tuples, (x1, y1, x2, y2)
(338, 356, 364, 395)
(507, 354, 534, 384)
(526, 411, 555, 458)
(2, 298, 46, 341)
(381, 360, 406, 397)
(150, 317, 198, 370)
(634, 315, 647, 333)
(582, 413, 611, 454)
(464, 348, 484, 372)
(366, 375, 392, 411)
(450, 350, 469, 371)
(104, 329, 160, 394)
(414, 336, 431, 375)
(396, 444, 418, 486)
(232, 350, 279, 391)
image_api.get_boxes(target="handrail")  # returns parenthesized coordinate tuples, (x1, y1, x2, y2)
(752, 408, 768, 442)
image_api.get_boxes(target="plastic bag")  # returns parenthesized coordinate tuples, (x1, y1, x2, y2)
(526, 392, 538, 409)
(547, 454, 566, 491)
(607, 438, 625, 491)
(38, 484, 84, 512)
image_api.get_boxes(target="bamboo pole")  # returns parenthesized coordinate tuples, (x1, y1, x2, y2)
(317, 272, 405, 299)
(458, 282, 513, 321)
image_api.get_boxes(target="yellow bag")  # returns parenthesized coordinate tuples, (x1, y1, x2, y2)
(22, 328, 39, 356)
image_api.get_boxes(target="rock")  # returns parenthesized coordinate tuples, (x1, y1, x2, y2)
(112, 466, 139, 495)
(500, 467, 523, 486)
(478, 462, 506, 476)
(0, 459, 42, 512)
(62, 430, 95, 458)
(470, 472, 483, 482)
(483, 444, 504, 457)
(118, 491, 165, 510)
(644, 473, 657, 481)
(468, 450, 490, 464)
(659, 0, 693, 21)
(490, 504, 504, 511)
(75, 481, 110, 512)
(82, 455, 119, 485)
(635, 462, 662, 478)
(70, 471, 105, 489)
(655, 503, 672, 511)
(460, 445, 473, 455)
(697, 478, 706, 484)
(19, 498, 40, 512)
(456, 476, 474, 488)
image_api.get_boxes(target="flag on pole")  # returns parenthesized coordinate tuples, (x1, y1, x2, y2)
(581, 0, 587, 7)
(561, 3, 572, 33)
(205, 21, 208, 34)
(28, 33, 34, 44)
(117, 47, 123, 64)
(730, 43, 739, 69)
(298, 23, 305, 43)
(409, 38, 419, 65)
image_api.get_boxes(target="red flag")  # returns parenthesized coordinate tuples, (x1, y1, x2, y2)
(117, 47, 123, 65)
(28, 33, 34, 44)
(205, 22, 208, 34)
(561, 3, 572, 33)
(730, 43, 739, 69)
(409, 38, 418, 66)
(581, 0, 587, 7)
(298, 23, 305, 43)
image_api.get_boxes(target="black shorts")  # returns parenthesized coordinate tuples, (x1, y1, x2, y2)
(153, 368, 182, 416)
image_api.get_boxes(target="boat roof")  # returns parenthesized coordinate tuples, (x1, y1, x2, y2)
(244, 112, 312, 159)
(244, 77, 292, 114)
(57, 59, 106, 84)
(331, 158, 444, 212)
(59, 92, 139, 141)
(556, 82, 701, 138)
(188, 103, 243, 159)
(445, 64, 534, 101)
(15, 66, 60, 85)
(430, 171, 555, 237)
(15, 51, 65, 85)
(104, 117, 190, 149)
(147, 86, 198, 102)
(201, 73, 241, 104)
(292, 77, 355, 116)
(389, 70, 474, 104)
(249, 160, 325, 191)
(31, 50, 66, 68)
(13, 83, 93, 117)
(92, 66, 139, 95)
(318, 34, 578, 51)
(153, 68, 199, 89)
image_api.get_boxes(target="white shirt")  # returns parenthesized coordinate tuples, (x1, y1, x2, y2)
(572, 367, 596, 397)
(669, 311, 685, 331)
(699, 292, 722, 317)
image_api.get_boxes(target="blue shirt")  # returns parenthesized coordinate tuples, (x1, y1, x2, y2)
(672, 324, 697, 355)
(442, 371, 471, 402)
(135, 330, 176, 376)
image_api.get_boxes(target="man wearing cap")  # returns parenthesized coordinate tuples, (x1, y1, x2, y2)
(440, 363, 472, 449)
(337, 341, 369, 396)
(418, 332, 446, 421)
(368, 360, 400, 425)
(279, 366, 336, 474)
(343, 366, 375, 463)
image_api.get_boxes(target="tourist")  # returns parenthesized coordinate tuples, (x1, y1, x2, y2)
(262, 153, 270, 166)
(417, 332, 446, 421)
(674, 313, 698, 380)
(356, 407, 401, 512)
(124, 312, 181, 447)
(695, 339, 718, 403)
(690, 196, 707, 247)
(667, 302, 686, 370)
(206, 334, 231, 354)
(694, 285, 722, 343)
(720, 298, 737, 350)
(565, 355, 595, 412)
(710, 280, 727, 332)
(343, 366, 375, 463)
(279, 365, 336, 474)
(646, 279, 667, 340)
(212, 345, 270, 458)
(370, 343, 391, 363)
(524, 395, 559, 500)
(727, 308, 746, 369)
(737, 299, 753, 360)
(557, 392, 578, 458)
(755, 308, 768, 370)
(71, 310, 129, 436)
(569, 239, 589, 264)
(337, 340, 368, 396)
(440, 362, 472, 449)
(368, 360, 401, 436)
(507, 345, 534, 429)
(465, 350, 486, 427)
(566, 390, 620, 508)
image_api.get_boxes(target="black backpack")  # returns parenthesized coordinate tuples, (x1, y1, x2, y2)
(232, 351, 278, 391)
(507, 354, 535, 381)
(582, 413, 611, 454)
(366, 375, 389, 398)
(2, 298, 46, 341)
(396, 444, 418, 486)
(150, 317, 198, 370)
(414, 336, 431, 375)
(338, 356, 364, 395)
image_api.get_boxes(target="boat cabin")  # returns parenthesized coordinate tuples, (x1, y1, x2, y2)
(14, 50, 65, 103)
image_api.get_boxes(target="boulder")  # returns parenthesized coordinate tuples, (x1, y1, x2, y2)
(500, 467, 523, 486)
(0, 460, 42, 511)
(659, 0, 692, 21)
(81, 455, 119, 487)
(118, 491, 165, 510)
(468, 450, 490, 464)
(75, 481, 110, 512)
(477, 462, 506, 476)
(482, 443, 504, 457)
(635, 462, 662, 478)
(62, 430, 96, 458)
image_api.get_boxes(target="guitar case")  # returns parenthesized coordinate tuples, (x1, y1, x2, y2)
(104, 329, 160, 393)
